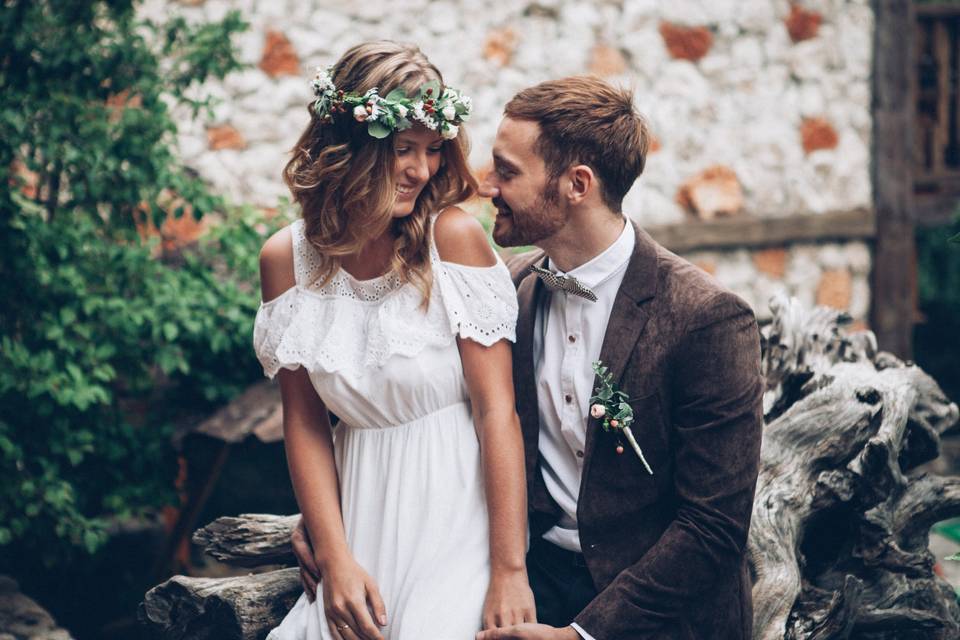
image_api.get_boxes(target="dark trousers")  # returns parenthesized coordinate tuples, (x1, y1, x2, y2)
(526, 537, 598, 627)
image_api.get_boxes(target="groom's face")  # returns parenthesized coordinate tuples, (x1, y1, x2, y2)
(485, 117, 567, 248)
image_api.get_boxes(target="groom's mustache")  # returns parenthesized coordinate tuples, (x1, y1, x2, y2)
(491, 196, 511, 215)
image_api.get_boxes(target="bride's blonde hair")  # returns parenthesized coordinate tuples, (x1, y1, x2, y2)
(283, 41, 477, 301)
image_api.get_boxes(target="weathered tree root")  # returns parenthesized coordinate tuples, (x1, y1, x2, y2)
(141, 295, 960, 639)
(752, 295, 960, 640)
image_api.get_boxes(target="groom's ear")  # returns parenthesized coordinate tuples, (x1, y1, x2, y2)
(566, 164, 595, 205)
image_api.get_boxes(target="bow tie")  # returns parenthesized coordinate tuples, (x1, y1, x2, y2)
(529, 265, 598, 302)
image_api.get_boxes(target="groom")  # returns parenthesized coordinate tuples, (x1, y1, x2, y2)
(474, 76, 763, 640)
(292, 76, 763, 639)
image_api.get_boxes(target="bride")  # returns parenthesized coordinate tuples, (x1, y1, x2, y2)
(254, 41, 535, 639)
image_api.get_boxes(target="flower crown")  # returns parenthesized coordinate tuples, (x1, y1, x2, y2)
(311, 66, 472, 140)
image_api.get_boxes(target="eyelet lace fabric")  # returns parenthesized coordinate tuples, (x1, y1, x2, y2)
(253, 216, 518, 380)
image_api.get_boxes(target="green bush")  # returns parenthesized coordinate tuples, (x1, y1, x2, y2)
(915, 214, 960, 405)
(0, 0, 285, 565)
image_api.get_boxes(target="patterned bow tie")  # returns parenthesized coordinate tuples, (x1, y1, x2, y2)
(529, 265, 598, 302)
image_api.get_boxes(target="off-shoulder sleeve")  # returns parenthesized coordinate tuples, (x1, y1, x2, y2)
(433, 258, 519, 345)
(252, 288, 304, 379)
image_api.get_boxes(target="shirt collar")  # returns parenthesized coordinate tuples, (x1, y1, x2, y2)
(548, 217, 634, 290)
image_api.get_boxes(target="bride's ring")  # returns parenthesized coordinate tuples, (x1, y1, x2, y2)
(336, 623, 350, 631)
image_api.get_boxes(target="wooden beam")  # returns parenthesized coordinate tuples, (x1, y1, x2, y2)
(643, 208, 875, 253)
(916, 3, 960, 19)
(871, 0, 918, 359)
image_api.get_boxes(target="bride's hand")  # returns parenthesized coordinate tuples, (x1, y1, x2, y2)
(482, 567, 537, 629)
(319, 554, 387, 640)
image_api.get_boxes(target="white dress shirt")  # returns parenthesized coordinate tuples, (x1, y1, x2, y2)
(533, 217, 634, 553)
(532, 219, 634, 640)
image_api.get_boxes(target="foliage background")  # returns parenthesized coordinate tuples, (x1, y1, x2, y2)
(0, 1, 287, 632)
(915, 215, 960, 405)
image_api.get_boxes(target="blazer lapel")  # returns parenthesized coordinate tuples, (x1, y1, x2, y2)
(513, 256, 547, 481)
(581, 222, 659, 469)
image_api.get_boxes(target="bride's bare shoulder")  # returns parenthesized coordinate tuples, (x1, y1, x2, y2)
(259, 225, 296, 302)
(433, 206, 496, 268)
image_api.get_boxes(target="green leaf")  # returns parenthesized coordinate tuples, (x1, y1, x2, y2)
(950, 232, 960, 244)
(162, 322, 179, 341)
(418, 80, 441, 101)
(83, 530, 100, 554)
(385, 88, 408, 101)
(367, 121, 392, 139)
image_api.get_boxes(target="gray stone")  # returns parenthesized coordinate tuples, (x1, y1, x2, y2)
(0, 576, 74, 640)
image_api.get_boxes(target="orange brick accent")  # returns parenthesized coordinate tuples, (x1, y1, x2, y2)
(105, 89, 143, 110)
(800, 117, 838, 154)
(675, 165, 744, 220)
(106, 89, 143, 123)
(483, 27, 517, 67)
(9, 160, 38, 199)
(847, 319, 869, 333)
(161, 207, 207, 251)
(816, 269, 853, 310)
(207, 124, 247, 150)
(753, 248, 788, 279)
(259, 30, 300, 77)
(785, 3, 822, 43)
(133, 192, 208, 253)
(693, 260, 716, 275)
(659, 22, 713, 62)
(589, 44, 628, 77)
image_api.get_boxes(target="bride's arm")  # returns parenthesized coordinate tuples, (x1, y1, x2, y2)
(434, 209, 536, 628)
(260, 230, 386, 640)
(460, 337, 536, 629)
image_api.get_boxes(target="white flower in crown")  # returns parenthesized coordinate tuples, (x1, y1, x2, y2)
(441, 124, 459, 140)
(312, 66, 336, 95)
(458, 95, 472, 121)
(395, 104, 408, 118)
(353, 105, 367, 122)
(441, 103, 457, 121)
(411, 102, 438, 131)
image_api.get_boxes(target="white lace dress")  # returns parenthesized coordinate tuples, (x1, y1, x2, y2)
(254, 217, 518, 640)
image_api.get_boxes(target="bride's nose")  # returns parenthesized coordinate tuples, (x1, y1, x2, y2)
(402, 152, 431, 184)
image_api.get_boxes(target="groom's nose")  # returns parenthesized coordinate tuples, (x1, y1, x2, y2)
(478, 175, 499, 199)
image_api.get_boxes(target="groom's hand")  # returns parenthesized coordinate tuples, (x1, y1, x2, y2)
(476, 623, 580, 640)
(291, 516, 320, 602)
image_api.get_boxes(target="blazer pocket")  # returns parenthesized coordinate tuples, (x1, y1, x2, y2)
(624, 392, 670, 478)
(590, 393, 668, 504)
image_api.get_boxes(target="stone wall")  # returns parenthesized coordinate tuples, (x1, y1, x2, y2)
(145, 0, 875, 323)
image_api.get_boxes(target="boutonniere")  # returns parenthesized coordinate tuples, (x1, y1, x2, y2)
(589, 361, 653, 475)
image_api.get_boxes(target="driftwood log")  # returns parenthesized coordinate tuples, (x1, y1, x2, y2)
(140, 295, 960, 639)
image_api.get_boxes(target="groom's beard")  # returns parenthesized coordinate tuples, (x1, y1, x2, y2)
(491, 181, 566, 248)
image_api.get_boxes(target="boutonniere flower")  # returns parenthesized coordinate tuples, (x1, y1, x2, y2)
(589, 361, 653, 475)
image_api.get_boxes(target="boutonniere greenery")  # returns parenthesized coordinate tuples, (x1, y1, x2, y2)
(589, 361, 653, 475)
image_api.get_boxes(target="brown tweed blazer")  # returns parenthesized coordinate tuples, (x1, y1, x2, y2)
(507, 221, 763, 640)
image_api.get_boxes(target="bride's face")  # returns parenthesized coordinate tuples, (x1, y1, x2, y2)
(391, 126, 444, 217)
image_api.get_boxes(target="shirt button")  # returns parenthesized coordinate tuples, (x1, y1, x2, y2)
(567, 334, 576, 343)
(576, 450, 584, 458)
(564, 394, 573, 404)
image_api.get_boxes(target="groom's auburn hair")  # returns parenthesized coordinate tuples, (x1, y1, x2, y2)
(504, 76, 650, 212)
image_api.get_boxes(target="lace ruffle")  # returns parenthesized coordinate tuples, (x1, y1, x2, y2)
(432, 260, 518, 346)
(252, 217, 518, 379)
